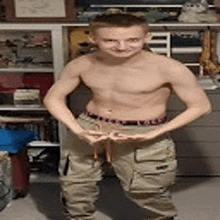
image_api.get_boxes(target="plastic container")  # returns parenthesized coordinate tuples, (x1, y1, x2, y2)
(0, 129, 35, 153)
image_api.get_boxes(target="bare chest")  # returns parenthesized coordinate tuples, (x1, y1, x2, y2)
(81, 64, 166, 94)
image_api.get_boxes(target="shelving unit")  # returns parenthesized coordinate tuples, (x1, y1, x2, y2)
(0, 24, 68, 81)
(148, 31, 204, 75)
(0, 67, 54, 73)
(0, 24, 67, 172)
(1, 20, 220, 175)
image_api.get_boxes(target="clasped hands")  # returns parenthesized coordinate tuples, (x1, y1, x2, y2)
(77, 128, 160, 147)
(77, 121, 162, 162)
(78, 129, 160, 163)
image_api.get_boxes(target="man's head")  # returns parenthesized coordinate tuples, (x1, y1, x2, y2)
(89, 12, 149, 34)
(89, 12, 151, 59)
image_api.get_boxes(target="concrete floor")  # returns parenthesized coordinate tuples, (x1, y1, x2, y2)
(1, 173, 220, 220)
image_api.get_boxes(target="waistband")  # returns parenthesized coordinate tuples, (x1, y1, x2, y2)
(84, 111, 168, 126)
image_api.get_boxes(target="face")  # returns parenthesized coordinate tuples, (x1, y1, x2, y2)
(89, 26, 151, 59)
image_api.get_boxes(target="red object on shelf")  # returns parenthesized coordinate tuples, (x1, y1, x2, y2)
(0, 72, 54, 101)
(23, 73, 54, 98)
(10, 149, 30, 197)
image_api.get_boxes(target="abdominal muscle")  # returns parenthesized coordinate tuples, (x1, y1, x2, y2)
(86, 86, 171, 121)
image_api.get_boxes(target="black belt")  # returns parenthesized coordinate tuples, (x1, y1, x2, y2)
(85, 111, 168, 126)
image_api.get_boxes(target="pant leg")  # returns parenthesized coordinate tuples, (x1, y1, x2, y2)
(59, 115, 104, 220)
(112, 129, 178, 220)
(60, 152, 103, 220)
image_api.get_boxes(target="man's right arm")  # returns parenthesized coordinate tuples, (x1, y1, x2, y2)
(43, 58, 108, 145)
(43, 60, 85, 135)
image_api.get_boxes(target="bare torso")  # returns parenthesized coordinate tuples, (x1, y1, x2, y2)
(80, 51, 172, 120)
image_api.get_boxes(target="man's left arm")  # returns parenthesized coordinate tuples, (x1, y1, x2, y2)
(144, 61, 212, 139)
(111, 61, 212, 142)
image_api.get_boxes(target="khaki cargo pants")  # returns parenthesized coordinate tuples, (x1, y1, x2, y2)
(60, 114, 178, 220)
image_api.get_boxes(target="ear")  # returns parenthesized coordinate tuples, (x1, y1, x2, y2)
(88, 34, 96, 44)
(144, 33, 152, 44)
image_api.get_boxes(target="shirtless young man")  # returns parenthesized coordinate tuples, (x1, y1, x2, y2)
(43, 13, 211, 220)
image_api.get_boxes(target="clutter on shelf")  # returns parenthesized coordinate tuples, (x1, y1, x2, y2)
(178, 0, 219, 23)
(0, 32, 52, 69)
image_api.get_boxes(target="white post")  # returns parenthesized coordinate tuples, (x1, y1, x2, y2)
(51, 25, 69, 145)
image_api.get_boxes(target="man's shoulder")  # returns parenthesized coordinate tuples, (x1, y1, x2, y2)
(142, 52, 193, 79)
(143, 51, 179, 64)
(146, 52, 186, 73)
(152, 54, 196, 83)
(64, 55, 95, 77)
(68, 54, 93, 66)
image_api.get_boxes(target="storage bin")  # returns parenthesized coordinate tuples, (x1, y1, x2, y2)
(0, 129, 35, 153)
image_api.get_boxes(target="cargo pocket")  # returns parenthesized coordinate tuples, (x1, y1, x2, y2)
(59, 149, 70, 176)
(130, 138, 177, 193)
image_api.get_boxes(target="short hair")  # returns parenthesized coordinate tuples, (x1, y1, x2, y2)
(89, 12, 149, 34)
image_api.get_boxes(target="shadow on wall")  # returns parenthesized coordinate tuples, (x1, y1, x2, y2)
(170, 127, 215, 192)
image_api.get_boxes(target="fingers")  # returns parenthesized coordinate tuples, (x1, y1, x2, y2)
(92, 135, 112, 146)
(79, 130, 145, 144)
(87, 130, 108, 136)
(109, 132, 145, 142)
(78, 130, 110, 144)
(109, 131, 130, 142)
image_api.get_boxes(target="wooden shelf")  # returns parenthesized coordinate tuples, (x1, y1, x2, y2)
(0, 105, 47, 111)
(28, 141, 59, 148)
(1, 22, 220, 31)
(0, 67, 54, 73)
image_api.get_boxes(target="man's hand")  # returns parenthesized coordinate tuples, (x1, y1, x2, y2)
(77, 130, 110, 146)
(76, 128, 162, 163)
(109, 129, 161, 142)
(77, 126, 162, 145)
